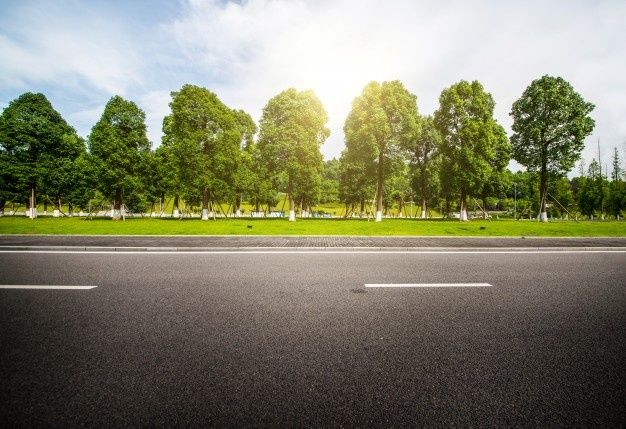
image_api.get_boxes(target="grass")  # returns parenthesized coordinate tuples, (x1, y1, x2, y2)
(0, 216, 625, 236)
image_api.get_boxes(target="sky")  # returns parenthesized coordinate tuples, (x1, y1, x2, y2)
(1, 0, 625, 174)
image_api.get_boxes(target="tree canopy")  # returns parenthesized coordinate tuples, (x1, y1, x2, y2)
(344, 80, 419, 221)
(89, 95, 151, 219)
(258, 88, 329, 221)
(434, 80, 511, 221)
(511, 75, 595, 221)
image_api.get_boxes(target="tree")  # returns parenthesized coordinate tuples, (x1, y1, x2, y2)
(231, 109, 258, 217)
(407, 115, 441, 218)
(344, 81, 419, 222)
(434, 80, 511, 221)
(162, 85, 240, 220)
(258, 88, 329, 221)
(40, 133, 87, 216)
(511, 75, 595, 222)
(320, 158, 340, 204)
(477, 124, 511, 218)
(338, 149, 375, 217)
(89, 95, 151, 220)
(0, 92, 81, 218)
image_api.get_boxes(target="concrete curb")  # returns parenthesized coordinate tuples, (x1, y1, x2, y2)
(2, 246, 626, 252)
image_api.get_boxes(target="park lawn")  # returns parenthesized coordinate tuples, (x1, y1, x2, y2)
(0, 217, 625, 236)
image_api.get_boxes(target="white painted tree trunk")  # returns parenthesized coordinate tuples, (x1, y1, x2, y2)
(201, 208, 209, 220)
(289, 209, 296, 222)
(53, 209, 60, 218)
(460, 207, 468, 221)
(173, 209, 180, 218)
(111, 209, 121, 220)
(375, 210, 382, 222)
(420, 210, 427, 219)
(235, 209, 241, 218)
(540, 211, 548, 222)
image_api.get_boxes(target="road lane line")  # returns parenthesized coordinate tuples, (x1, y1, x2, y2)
(365, 283, 492, 288)
(0, 250, 626, 254)
(0, 285, 97, 290)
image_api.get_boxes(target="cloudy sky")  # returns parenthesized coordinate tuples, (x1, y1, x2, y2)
(1, 0, 625, 172)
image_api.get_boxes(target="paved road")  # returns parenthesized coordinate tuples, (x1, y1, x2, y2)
(1, 235, 626, 249)
(1, 250, 625, 426)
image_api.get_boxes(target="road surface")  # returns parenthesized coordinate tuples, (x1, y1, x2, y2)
(1, 248, 625, 426)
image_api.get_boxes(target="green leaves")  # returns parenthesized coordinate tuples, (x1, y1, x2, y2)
(435, 80, 510, 201)
(511, 75, 595, 219)
(344, 81, 419, 218)
(258, 88, 329, 205)
(89, 95, 151, 205)
(511, 75, 595, 175)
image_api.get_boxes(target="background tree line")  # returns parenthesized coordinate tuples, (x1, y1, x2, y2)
(1, 76, 624, 221)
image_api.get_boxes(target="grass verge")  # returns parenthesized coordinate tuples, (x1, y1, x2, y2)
(0, 217, 625, 236)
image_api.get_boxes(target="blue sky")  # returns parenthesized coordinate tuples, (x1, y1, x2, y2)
(1, 0, 625, 172)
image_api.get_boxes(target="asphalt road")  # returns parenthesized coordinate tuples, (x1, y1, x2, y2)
(1, 250, 625, 427)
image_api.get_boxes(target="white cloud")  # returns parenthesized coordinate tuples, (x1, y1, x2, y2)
(0, 1, 142, 96)
(165, 0, 626, 170)
(138, 90, 172, 147)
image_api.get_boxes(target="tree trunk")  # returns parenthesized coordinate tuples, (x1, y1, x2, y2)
(54, 194, 61, 217)
(235, 194, 242, 217)
(0, 199, 5, 217)
(288, 176, 295, 222)
(43, 200, 48, 215)
(482, 197, 488, 219)
(539, 163, 548, 222)
(112, 188, 122, 220)
(420, 197, 427, 219)
(359, 198, 365, 218)
(201, 188, 209, 220)
(375, 153, 383, 222)
(68, 202, 73, 217)
(27, 185, 37, 219)
(173, 194, 180, 218)
(160, 192, 165, 215)
(459, 189, 468, 221)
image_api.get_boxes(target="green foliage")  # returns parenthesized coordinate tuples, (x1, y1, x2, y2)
(407, 115, 441, 216)
(89, 95, 151, 209)
(434, 80, 511, 218)
(0, 92, 82, 211)
(162, 85, 241, 210)
(511, 75, 595, 217)
(258, 88, 329, 213)
(343, 81, 419, 217)
(320, 158, 340, 204)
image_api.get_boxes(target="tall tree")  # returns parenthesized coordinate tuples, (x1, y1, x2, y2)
(338, 149, 375, 217)
(407, 115, 441, 218)
(434, 80, 511, 221)
(40, 133, 87, 216)
(344, 81, 419, 222)
(0, 92, 80, 218)
(162, 85, 240, 220)
(258, 88, 329, 221)
(89, 95, 151, 220)
(320, 158, 340, 204)
(232, 109, 258, 217)
(511, 75, 595, 222)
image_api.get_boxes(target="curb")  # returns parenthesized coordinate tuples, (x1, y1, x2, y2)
(2, 246, 626, 252)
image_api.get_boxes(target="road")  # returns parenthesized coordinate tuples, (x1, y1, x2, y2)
(1, 249, 625, 426)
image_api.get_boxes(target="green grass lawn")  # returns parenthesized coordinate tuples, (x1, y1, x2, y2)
(0, 216, 625, 236)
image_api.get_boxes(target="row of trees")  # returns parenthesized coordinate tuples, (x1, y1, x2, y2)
(1, 75, 622, 222)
